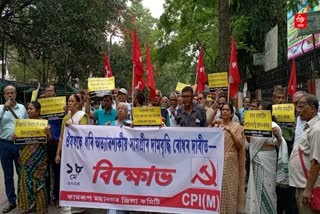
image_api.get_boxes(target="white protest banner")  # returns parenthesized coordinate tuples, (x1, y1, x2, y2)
(60, 126, 224, 214)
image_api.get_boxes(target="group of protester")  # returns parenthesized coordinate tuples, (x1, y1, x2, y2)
(0, 83, 319, 214)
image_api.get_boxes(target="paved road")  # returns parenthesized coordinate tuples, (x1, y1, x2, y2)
(0, 166, 107, 214)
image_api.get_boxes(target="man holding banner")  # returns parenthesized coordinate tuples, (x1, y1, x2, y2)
(0, 85, 27, 213)
(85, 94, 116, 126)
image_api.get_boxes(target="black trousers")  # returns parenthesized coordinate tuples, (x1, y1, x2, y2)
(276, 186, 298, 214)
(46, 143, 61, 202)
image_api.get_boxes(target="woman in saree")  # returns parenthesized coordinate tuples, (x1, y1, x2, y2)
(245, 107, 288, 213)
(17, 101, 51, 214)
(210, 103, 246, 214)
(55, 94, 88, 214)
(55, 94, 88, 164)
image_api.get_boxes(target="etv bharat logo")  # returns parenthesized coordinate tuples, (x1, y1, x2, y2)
(294, 13, 307, 29)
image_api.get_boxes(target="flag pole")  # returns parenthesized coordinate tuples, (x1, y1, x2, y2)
(227, 82, 230, 103)
(132, 64, 135, 96)
(194, 72, 198, 94)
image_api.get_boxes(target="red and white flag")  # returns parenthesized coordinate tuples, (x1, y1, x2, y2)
(196, 45, 207, 94)
(103, 52, 112, 77)
(288, 59, 297, 97)
(132, 29, 145, 92)
(229, 38, 241, 98)
(146, 43, 156, 101)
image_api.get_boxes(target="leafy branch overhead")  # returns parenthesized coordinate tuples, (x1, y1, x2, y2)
(0, 0, 318, 96)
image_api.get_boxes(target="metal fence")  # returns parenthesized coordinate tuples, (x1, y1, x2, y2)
(255, 48, 320, 99)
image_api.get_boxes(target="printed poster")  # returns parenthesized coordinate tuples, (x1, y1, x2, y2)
(60, 126, 224, 214)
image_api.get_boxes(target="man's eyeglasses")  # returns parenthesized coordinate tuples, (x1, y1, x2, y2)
(198, 97, 203, 101)
(170, 99, 177, 101)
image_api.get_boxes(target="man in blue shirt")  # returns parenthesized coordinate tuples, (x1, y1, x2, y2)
(85, 94, 116, 125)
(0, 85, 27, 213)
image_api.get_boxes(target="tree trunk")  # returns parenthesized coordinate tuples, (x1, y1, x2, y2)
(1, 34, 5, 80)
(218, 0, 231, 72)
(42, 56, 46, 84)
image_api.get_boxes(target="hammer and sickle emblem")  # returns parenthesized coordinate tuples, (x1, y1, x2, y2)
(135, 81, 142, 90)
(191, 160, 217, 186)
(105, 68, 111, 76)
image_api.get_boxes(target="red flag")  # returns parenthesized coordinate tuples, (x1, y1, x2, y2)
(132, 29, 144, 92)
(229, 38, 241, 98)
(103, 52, 112, 77)
(146, 43, 156, 101)
(288, 59, 297, 97)
(196, 45, 207, 93)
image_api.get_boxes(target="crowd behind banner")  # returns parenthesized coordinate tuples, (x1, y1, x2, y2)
(0, 83, 320, 214)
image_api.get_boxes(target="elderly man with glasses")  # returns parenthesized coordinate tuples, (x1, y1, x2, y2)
(289, 94, 320, 214)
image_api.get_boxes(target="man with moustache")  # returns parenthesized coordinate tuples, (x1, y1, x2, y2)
(289, 94, 320, 214)
(44, 84, 63, 207)
(0, 85, 27, 213)
(176, 86, 207, 127)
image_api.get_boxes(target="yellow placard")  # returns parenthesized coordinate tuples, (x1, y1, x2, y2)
(88, 77, 115, 93)
(132, 107, 162, 126)
(31, 89, 39, 101)
(38, 96, 66, 119)
(175, 82, 191, 93)
(208, 72, 228, 88)
(244, 110, 272, 137)
(272, 104, 295, 124)
(30, 83, 40, 102)
(15, 119, 48, 144)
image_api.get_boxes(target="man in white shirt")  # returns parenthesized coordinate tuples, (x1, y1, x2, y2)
(168, 92, 179, 127)
(289, 94, 320, 214)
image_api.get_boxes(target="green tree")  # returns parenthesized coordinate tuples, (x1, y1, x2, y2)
(1, 0, 127, 86)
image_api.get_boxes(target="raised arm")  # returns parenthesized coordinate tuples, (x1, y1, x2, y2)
(84, 95, 95, 119)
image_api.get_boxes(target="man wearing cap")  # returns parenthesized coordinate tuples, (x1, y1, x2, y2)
(85, 94, 116, 125)
(118, 88, 132, 119)
(0, 85, 27, 213)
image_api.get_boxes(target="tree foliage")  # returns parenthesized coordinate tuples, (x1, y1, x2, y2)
(1, 0, 126, 85)
(1, 0, 319, 96)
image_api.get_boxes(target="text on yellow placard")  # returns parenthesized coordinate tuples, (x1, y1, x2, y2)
(133, 107, 162, 125)
(88, 77, 115, 92)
